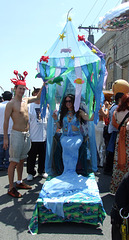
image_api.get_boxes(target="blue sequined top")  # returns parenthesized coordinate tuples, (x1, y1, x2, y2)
(62, 114, 80, 136)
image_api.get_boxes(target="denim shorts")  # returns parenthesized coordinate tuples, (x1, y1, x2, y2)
(9, 130, 31, 163)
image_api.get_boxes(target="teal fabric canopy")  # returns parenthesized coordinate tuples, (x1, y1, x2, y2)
(36, 18, 106, 174)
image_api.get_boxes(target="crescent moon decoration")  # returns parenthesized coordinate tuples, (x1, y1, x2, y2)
(98, 1, 129, 31)
(74, 78, 85, 112)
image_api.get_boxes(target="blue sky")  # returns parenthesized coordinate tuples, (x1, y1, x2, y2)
(0, 0, 121, 95)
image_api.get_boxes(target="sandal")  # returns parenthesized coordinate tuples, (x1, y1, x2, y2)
(8, 187, 22, 198)
(16, 181, 32, 189)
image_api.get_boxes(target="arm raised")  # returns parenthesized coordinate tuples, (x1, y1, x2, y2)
(27, 83, 45, 104)
(99, 106, 109, 118)
(52, 112, 61, 129)
(79, 109, 94, 121)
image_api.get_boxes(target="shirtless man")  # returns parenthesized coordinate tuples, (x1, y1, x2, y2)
(3, 72, 44, 198)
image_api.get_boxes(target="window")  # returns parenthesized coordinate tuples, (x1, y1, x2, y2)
(109, 62, 114, 70)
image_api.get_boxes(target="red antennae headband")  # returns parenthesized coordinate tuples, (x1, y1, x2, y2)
(10, 70, 28, 89)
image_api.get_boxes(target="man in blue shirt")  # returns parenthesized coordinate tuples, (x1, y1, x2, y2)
(104, 92, 124, 175)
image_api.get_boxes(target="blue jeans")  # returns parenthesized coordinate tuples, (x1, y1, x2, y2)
(0, 134, 10, 168)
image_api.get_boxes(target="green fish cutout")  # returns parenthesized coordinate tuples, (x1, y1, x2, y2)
(47, 76, 63, 86)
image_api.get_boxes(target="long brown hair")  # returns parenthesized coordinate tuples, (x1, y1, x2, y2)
(59, 94, 79, 127)
(117, 94, 129, 112)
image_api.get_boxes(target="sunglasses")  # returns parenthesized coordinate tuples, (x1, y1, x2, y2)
(65, 100, 72, 103)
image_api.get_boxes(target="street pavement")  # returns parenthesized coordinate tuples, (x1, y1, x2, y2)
(0, 164, 114, 240)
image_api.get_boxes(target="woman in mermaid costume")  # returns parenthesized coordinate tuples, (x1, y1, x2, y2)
(53, 94, 94, 175)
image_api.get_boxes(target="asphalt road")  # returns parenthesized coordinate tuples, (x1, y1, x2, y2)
(0, 165, 114, 240)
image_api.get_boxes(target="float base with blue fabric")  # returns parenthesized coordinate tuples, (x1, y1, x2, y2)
(28, 173, 106, 235)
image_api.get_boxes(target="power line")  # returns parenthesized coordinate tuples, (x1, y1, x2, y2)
(81, 0, 99, 25)
(115, 0, 122, 7)
(81, 0, 122, 28)
(92, 0, 108, 25)
(92, 0, 122, 25)
(79, 0, 122, 44)
(79, 0, 127, 44)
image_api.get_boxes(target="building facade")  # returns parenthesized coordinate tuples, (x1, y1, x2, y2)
(95, 28, 129, 90)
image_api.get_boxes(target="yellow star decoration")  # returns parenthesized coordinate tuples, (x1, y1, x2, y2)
(68, 17, 72, 21)
(71, 55, 75, 60)
(91, 48, 97, 54)
(59, 32, 66, 41)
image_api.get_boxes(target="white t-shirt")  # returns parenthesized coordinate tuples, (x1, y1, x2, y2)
(0, 101, 13, 135)
(28, 103, 49, 142)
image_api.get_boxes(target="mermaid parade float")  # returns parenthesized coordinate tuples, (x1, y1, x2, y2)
(28, 16, 106, 235)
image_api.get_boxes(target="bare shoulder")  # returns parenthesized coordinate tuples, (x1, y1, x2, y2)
(4, 99, 14, 118)
(6, 99, 14, 108)
(6, 98, 19, 110)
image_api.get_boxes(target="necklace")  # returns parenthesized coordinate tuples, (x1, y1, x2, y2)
(67, 111, 74, 122)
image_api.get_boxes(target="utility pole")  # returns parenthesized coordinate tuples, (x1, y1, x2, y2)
(78, 25, 102, 44)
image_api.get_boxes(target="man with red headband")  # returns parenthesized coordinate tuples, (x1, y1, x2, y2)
(3, 70, 44, 198)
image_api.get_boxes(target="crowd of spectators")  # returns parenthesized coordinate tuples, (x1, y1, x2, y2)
(0, 85, 129, 239)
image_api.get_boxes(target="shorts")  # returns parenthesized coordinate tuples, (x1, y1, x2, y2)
(9, 129, 31, 163)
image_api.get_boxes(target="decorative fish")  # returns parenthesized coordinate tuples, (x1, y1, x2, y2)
(47, 76, 63, 86)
